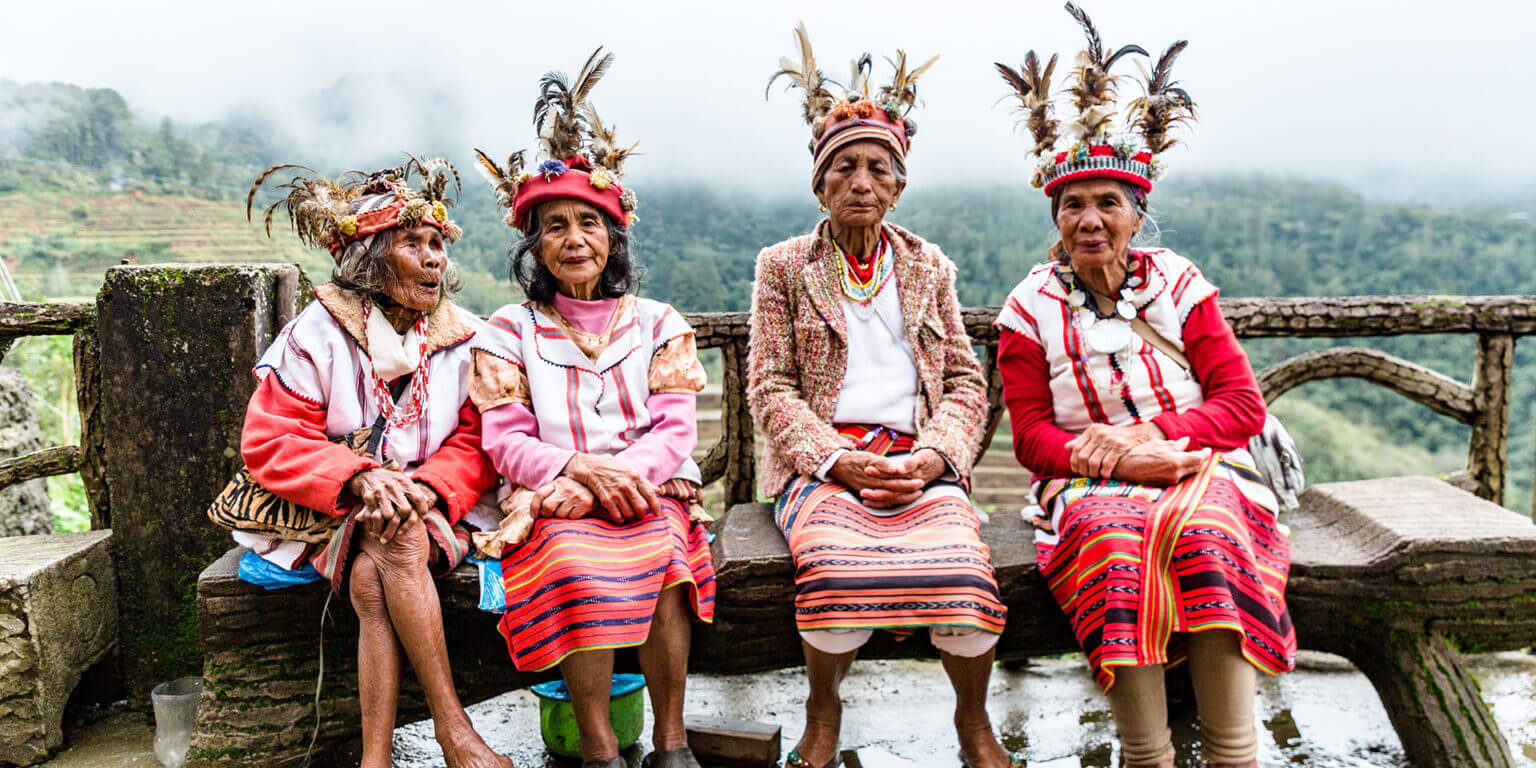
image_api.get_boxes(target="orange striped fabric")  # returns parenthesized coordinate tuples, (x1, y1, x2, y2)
(496, 497, 715, 672)
(1035, 454, 1296, 691)
(774, 425, 1006, 637)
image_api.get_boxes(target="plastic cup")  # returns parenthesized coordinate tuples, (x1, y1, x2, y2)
(151, 676, 203, 768)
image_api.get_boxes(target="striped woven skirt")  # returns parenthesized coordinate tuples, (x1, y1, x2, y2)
(1032, 451, 1296, 691)
(774, 425, 1006, 638)
(496, 496, 715, 672)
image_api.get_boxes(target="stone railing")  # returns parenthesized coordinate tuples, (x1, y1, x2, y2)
(687, 295, 1536, 509)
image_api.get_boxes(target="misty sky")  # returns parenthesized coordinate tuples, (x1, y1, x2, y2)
(5, 0, 1533, 202)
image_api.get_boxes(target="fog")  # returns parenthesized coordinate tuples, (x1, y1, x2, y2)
(5, 0, 1534, 204)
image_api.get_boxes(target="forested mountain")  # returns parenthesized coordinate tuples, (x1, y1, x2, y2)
(4, 80, 1535, 515)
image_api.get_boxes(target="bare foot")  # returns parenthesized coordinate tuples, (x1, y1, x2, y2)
(436, 721, 515, 768)
(955, 712, 1012, 768)
(792, 696, 842, 767)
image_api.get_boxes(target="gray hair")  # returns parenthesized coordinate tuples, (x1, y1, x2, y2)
(331, 229, 461, 303)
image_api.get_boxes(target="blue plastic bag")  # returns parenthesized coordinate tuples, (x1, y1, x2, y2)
(236, 550, 324, 590)
(467, 554, 508, 613)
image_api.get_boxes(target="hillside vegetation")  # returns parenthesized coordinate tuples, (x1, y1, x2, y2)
(1, 80, 1532, 524)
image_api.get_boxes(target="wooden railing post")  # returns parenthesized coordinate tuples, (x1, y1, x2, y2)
(1467, 333, 1513, 504)
(720, 337, 756, 506)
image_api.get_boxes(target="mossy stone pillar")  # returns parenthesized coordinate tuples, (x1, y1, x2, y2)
(94, 263, 305, 704)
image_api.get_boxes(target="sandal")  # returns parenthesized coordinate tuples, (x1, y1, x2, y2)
(641, 747, 704, 768)
(785, 749, 841, 768)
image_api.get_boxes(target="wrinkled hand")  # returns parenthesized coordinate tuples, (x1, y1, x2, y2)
(561, 453, 660, 524)
(531, 476, 597, 519)
(1112, 437, 1211, 486)
(1065, 422, 1165, 479)
(831, 448, 946, 508)
(347, 468, 435, 542)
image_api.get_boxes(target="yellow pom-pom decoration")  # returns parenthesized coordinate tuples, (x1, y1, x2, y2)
(338, 216, 359, 237)
(431, 201, 448, 224)
(588, 168, 614, 190)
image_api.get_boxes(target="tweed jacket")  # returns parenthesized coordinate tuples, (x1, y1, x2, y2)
(747, 220, 989, 497)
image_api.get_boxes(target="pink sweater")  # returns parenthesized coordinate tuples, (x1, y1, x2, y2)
(481, 294, 698, 489)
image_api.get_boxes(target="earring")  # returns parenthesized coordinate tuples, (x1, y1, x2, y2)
(889, 201, 898, 211)
(818, 202, 827, 212)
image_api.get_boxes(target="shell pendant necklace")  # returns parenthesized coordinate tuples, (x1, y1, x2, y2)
(1057, 257, 1145, 390)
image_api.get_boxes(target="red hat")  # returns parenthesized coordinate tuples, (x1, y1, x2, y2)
(509, 155, 630, 232)
(1039, 141, 1156, 198)
(330, 179, 460, 253)
(474, 48, 640, 235)
(248, 157, 463, 261)
(809, 99, 915, 190)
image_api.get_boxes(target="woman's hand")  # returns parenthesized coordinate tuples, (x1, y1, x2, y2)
(1065, 422, 1165, 479)
(1112, 437, 1211, 486)
(830, 448, 945, 508)
(531, 476, 597, 519)
(347, 468, 435, 542)
(561, 453, 661, 524)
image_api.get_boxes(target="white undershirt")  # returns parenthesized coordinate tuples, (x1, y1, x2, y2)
(832, 282, 920, 431)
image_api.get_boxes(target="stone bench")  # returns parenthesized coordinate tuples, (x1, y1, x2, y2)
(0, 531, 116, 767)
(190, 476, 1536, 768)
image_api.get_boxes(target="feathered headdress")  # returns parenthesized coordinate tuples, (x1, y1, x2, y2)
(247, 155, 463, 257)
(474, 47, 638, 232)
(767, 22, 938, 190)
(996, 2, 1195, 197)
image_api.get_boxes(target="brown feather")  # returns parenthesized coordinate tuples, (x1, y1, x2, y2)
(1127, 40, 1195, 154)
(766, 21, 835, 130)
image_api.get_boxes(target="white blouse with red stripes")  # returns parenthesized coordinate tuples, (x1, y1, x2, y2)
(472, 297, 703, 484)
(995, 248, 1218, 432)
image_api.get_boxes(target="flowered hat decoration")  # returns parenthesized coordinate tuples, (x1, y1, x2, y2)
(246, 156, 463, 258)
(996, 2, 1195, 197)
(767, 22, 938, 191)
(474, 47, 638, 232)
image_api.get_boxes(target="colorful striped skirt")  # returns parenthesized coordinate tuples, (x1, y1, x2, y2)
(496, 496, 715, 672)
(310, 505, 472, 594)
(774, 425, 1007, 638)
(1032, 451, 1296, 691)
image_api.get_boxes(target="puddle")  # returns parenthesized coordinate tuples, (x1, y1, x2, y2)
(398, 651, 1536, 767)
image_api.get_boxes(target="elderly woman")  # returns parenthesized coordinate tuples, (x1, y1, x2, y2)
(233, 160, 510, 768)
(993, 9, 1295, 768)
(469, 51, 714, 768)
(752, 27, 1015, 768)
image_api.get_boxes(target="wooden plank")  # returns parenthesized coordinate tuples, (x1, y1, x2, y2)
(0, 445, 81, 488)
(684, 716, 781, 767)
(0, 302, 94, 337)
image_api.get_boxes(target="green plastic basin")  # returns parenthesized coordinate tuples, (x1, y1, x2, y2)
(532, 674, 647, 758)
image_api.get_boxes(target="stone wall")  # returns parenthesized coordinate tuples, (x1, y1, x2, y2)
(0, 369, 49, 537)
(93, 264, 305, 705)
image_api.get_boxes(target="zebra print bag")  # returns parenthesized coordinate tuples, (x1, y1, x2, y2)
(206, 426, 375, 544)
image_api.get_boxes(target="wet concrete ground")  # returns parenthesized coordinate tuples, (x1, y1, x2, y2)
(391, 651, 1536, 768)
(42, 651, 1536, 767)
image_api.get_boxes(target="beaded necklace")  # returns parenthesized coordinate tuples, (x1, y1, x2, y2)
(835, 233, 893, 304)
(361, 301, 433, 436)
(1054, 254, 1148, 395)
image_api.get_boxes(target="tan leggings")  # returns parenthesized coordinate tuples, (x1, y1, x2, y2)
(1104, 630, 1258, 766)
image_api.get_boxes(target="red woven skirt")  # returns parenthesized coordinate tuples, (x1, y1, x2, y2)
(1033, 452, 1296, 691)
(496, 496, 715, 672)
(774, 425, 1006, 637)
